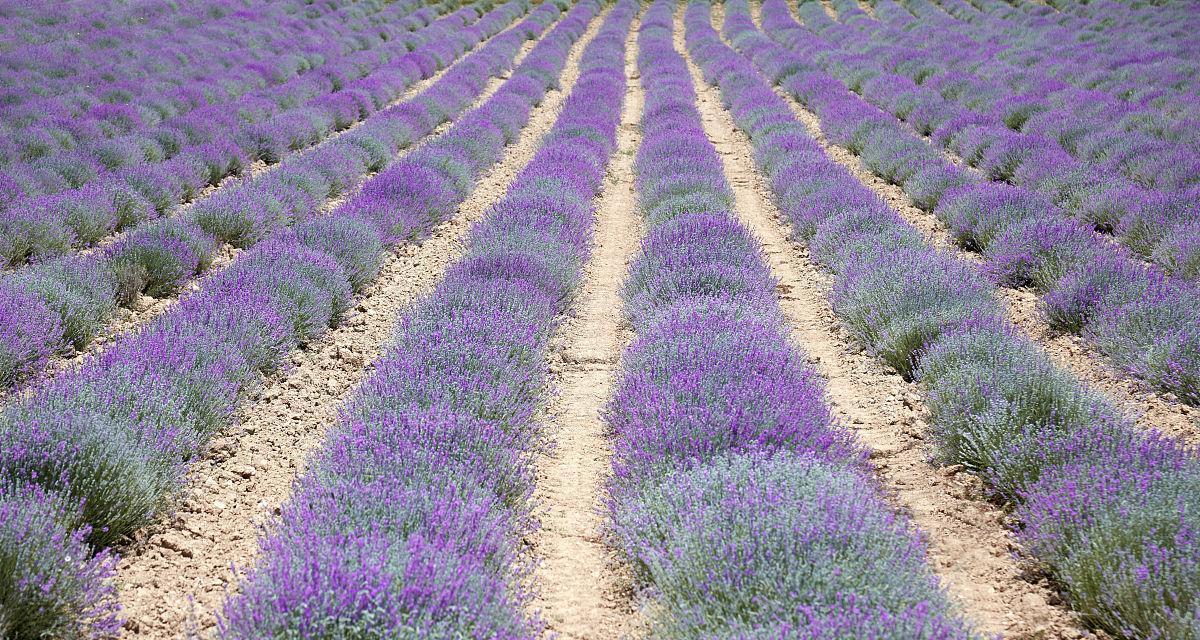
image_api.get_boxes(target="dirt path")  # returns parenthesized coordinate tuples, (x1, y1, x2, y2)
(770, 3, 1199, 443)
(529, 15, 644, 640)
(113, 11, 611, 637)
(684, 9, 1083, 638)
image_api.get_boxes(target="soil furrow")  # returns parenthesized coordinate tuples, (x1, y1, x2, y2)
(684, 9, 1084, 638)
(530, 15, 645, 640)
(112, 10, 610, 637)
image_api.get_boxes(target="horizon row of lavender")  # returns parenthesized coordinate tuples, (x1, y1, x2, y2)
(886, 0, 1200, 113)
(0, 0, 467, 267)
(916, 0, 1200, 97)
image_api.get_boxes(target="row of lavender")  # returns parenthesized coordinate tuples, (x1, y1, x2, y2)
(752, 0, 1199, 406)
(0, 0, 530, 392)
(0, 0, 415, 152)
(0, 1, 574, 636)
(935, 0, 1200, 100)
(604, 3, 973, 637)
(0, 0, 465, 267)
(892, 0, 1200, 116)
(217, 2, 633, 636)
(717, 0, 1200, 636)
(801, 0, 1200, 264)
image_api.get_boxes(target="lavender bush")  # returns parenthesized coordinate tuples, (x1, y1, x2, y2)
(0, 482, 121, 640)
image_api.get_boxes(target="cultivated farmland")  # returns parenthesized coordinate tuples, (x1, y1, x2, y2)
(0, 0, 1197, 638)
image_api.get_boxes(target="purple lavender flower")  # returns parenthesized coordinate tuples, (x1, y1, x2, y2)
(0, 482, 122, 639)
(0, 285, 63, 388)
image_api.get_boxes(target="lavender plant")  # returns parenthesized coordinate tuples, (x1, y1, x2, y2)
(0, 482, 121, 640)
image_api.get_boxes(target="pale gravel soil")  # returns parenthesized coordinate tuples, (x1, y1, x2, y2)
(111, 13, 603, 637)
(779, 0, 1199, 443)
(695, 6, 1085, 638)
(528, 15, 645, 640)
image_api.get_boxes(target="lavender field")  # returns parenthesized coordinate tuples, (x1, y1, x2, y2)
(0, 0, 1196, 638)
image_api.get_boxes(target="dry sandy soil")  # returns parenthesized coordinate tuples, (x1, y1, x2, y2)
(528, 15, 646, 639)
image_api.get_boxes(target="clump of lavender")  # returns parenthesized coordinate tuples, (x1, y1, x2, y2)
(1151, 222, 1200, 280)
(808, 206, 926, 272)
(1087, 284, 1200, 405)
(609, 298, 855, 488)
(219, 410, 536, 640)
(0, 481, 121, 640)
(934, 183, 1054, 252)
(903, 163, 974, 211)
(0, 206, 75, 267)
(915, 324, 1124, 495)
(106, 218, 216, 303)
(295, 216, 384, 292)
(1018, 431, 1200, 639)
(623, 213, 777, 329)
(982, 216, 1102, 289)
(611, 452, 970, 639)
(833, 247, 1002, 377)
(7, 256, 117, 350)
(48, 184, 120, 247)
(0, 286, 63, 389)
(1040, 253, 1165, 332)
